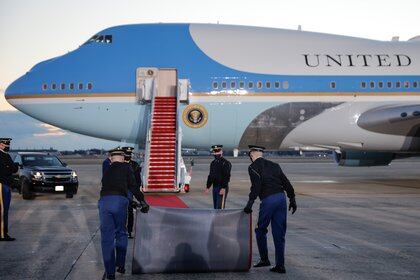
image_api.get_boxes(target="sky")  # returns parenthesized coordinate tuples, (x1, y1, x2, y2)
(0, 0, 419, 148)
(0, 111, 120, 150)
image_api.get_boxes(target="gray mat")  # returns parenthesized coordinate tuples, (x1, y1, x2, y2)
(132, 207, 252, 274)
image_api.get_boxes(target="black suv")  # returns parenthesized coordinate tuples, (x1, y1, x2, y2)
(13, 152, 78, 199)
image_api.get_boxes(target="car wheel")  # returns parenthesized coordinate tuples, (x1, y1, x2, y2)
(21, 180, 33, 200)
(66, 193, 74, 199)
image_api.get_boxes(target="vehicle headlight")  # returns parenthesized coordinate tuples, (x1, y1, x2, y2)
(71, 171, 78, 180)
(31, 171, 43, 181)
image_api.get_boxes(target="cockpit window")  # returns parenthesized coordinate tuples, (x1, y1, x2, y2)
(83, 34, 113, 45)
(95, 35, 104, 43)
(105, 35, 112, 43)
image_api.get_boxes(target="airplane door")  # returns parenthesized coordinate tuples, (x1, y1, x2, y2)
(136, 67, 158, 104)
(157, 69, 177, 97)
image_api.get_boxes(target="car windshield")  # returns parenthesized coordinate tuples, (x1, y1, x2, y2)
(22, 155, 63, 167)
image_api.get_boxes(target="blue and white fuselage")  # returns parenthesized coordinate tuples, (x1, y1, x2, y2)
(5, 23, 420, 158)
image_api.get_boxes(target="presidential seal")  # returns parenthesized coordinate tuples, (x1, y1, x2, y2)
(182, 104, 208, 128)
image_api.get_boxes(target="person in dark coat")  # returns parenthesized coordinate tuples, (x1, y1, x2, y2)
(99, 147, 149, 280)
(243, 145, 297, 273)
(0, 138, 19, 241)
(205, 145, 231, 209)
(122, 146, 142, 239)
(102, 152, 112, 176)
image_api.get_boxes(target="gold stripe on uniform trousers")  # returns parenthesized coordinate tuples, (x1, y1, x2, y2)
(0, 183, 4, 238)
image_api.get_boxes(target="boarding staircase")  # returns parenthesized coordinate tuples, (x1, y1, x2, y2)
(136, 68, 190, 193)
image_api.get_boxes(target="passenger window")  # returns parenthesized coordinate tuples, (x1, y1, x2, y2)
(361, 82, 367, 88)
(282, 81, 290, 89)
(274, 82, 280, 88)
(61, 83, 66, 90)
(239, 81, 245, 89)
(69, 83, 74, 90)
(104, 35, 113, 44)
(414, 81, 418, 88)
(266, 82, 271, 89)
(396, 81, 401, 88)
(42, 84, 48, 91)
(78, 83, 84, 90)
(370, 81, 375, 88)
(257, 81, 263, 89)
(51, 83, 57, 90)
(212, 82, 218, 89)
(330, 82, 336, 89)
(248, 82, 254, 89)
(378, 82, 384, 88)
(221, 82, 227, 89)
(387, 81, 392, 88)
(404, 81, 410, 88)
(230, 81, 236, 89)
(87, 83, 93, 90)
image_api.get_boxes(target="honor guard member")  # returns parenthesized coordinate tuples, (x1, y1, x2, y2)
(205, 145, 231, 209)
(122, 146, 142, 239)
(0, 138, 19, 241)
(102, 151, 112, 176)
(99, 147, 150, 280)
(243, 145, 297, 273)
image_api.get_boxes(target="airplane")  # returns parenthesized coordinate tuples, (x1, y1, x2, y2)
(4, 23, 420, 190)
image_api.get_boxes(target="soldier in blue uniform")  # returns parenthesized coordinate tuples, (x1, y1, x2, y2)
(0, 138, 19, 242)
(122, 146, 142, 239)
(102, 151, 112, 175)
(244, 145, 297, 273)
(205, 145, 232, 209)
(99, 147, 150, 280)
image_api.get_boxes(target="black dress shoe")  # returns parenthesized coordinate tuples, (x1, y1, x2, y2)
(270, 265, 286, 273)
(102, 272, 115, 279)
(0, 234, 16, 241)
(253, 259, 271, 267)
(117, 266, 126, 274)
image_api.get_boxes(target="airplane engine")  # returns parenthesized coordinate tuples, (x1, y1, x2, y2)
(333, 151, 395, 167)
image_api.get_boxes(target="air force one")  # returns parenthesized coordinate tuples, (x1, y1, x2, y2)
(5, 23, 420, 183)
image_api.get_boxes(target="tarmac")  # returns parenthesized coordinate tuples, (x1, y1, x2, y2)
(1, 156, 420, 280)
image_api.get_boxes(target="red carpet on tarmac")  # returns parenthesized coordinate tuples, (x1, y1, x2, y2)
(144, 195, 188, 208)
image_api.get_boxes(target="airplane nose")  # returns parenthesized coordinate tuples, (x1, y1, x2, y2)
(5, 78, 19, 98)
(5, 74, 29, 110)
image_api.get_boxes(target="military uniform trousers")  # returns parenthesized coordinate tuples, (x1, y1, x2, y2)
(255, 192, 287, 266)
(0, 183, 12, 239)
(126, 191, 134, 234)
(212, 186, 228, 209)
(99, 195, 129, 274)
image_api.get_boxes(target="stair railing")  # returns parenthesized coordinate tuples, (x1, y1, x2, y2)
(175, 79, 189, 191)
(174, 80, 181, 192)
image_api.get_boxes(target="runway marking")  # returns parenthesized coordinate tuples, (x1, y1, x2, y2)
(63, 225, 100, 280)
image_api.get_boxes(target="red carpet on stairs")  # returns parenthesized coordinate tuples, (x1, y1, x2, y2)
(146, 96, 177, 191)
(145, 195, 188, 208)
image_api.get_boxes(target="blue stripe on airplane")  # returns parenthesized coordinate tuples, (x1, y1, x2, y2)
(6, 24, 420, 96)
